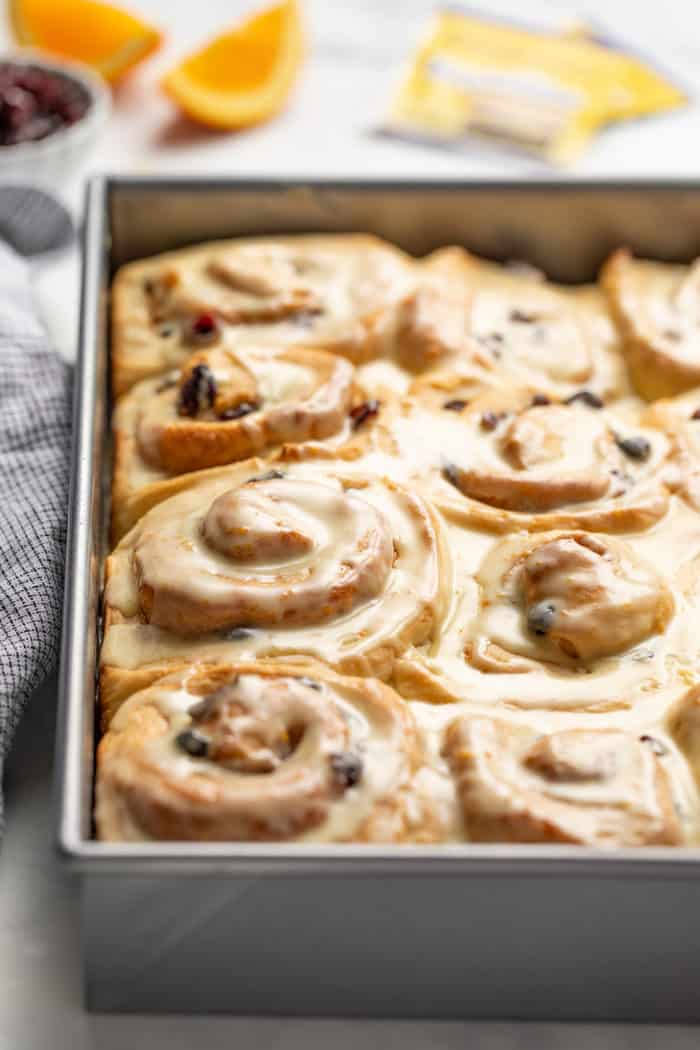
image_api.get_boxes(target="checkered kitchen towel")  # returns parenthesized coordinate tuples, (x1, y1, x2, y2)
(0, 187, 74, 828)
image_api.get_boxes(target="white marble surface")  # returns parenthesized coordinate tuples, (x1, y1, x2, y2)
(3, 1, 700, 1046)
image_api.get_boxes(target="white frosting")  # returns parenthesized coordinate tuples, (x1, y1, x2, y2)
(104, 457, 448, 674)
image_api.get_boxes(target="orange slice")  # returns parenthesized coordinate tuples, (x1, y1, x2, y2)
(9, 0, 162, 83)
(162, 0, 304, 130)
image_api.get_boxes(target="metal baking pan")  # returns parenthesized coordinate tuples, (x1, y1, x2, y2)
(56, 175, 700, 1018)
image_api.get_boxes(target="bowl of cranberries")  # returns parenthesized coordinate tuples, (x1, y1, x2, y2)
(0, 52, 109, 182)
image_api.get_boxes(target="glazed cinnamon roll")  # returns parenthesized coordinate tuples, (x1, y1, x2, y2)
(111, 234, 416, 396)
(467, 531, 674, 672)
(96, 661, 446, 842)
(442, 716, 682, 845)
(384, 380, 672, 534)
(111, 343, 355, 540)
(601, 249, 700, 400)
(418, 248, 629, 401)
(394, 519, 700, 712)
(101, 456, 449, 707)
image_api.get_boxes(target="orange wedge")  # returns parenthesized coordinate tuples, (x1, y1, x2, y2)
(162, 0, 304, 130)
(9, 0, 162, 83)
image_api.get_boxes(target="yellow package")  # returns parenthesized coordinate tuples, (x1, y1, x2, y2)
(385, 6, 687, 165)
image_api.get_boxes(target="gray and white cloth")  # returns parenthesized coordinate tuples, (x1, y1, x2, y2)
(0, 188, 73, 831)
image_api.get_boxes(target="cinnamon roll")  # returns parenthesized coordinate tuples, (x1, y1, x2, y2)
(383, 381, 672, 534)
(379, 262, 487, 379)
(395, 519, 700, 712)
(101, 230, 700, 851)
(418, 248, 629, 401)
(442, 716, 682, 845)
(96, 661, 446, 843)
(468, 531, 674, 672)
(101, 456, 449, 706)
(111, 343, 355, 540)
(111, 234, 416, 396)
(601, 249, 700, 401)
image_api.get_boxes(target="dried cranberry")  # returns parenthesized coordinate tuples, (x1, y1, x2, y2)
(350, 399, 380, 429)
(564, 390, 603, 409)
(509, 308, 538, 324)
(178, 364, 217, 417)
(480, 410, 504, 431)
(0, 62, 90, 147)
(691, 408, 700, 421)
(615, 434, 651, 462)
(219, 401, 260, 421)
(442, 462, 460, 487)
(527, 601, 556, 636)
(194, 312, 215, 333)
(530, 393, 550, 407)
(189, 312, 219, 344)
(245, 469, 285, 484)
(175, 729, 210, 758)
(443, 399, 468, 412)
(329, 752, 363, 789)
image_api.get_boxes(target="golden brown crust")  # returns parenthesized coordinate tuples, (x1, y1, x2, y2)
(111, 234, 416, 397)
(96, 660, 450, 843)
(110, 343, 356, 541)
(99, 664, 180, 729)
(423, 247, 629, 401)
(443, 716, 682, 846)
(387, 379, 673, 535)
(601, 248, 700, 400)
(101, 454, 450, 702)
(101, 234, 700, 847)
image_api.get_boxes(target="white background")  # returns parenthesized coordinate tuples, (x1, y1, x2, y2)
(3, 1, 700, 1046)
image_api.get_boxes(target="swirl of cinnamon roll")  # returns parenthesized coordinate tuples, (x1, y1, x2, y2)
(137, 476, 393, 634)
(468, 531, 674, 673)
(601, 249, 700, 400)
(416, 248, 629, 401)
(442, 716, 682, 845)
(111, 344, 355, 540)
(383, 381, 672, 534)
(111, 234, 416, 396)
(102, 457, 449, 695)
(96, 662, 445, 843)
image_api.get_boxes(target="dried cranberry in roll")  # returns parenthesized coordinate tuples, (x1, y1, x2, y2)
(466, 530, 674, 674)
(111, 343, 356, 539)
(386, 380, 673, 534)
(96, 662, 446, 843)
(110, 234, 416, 396)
